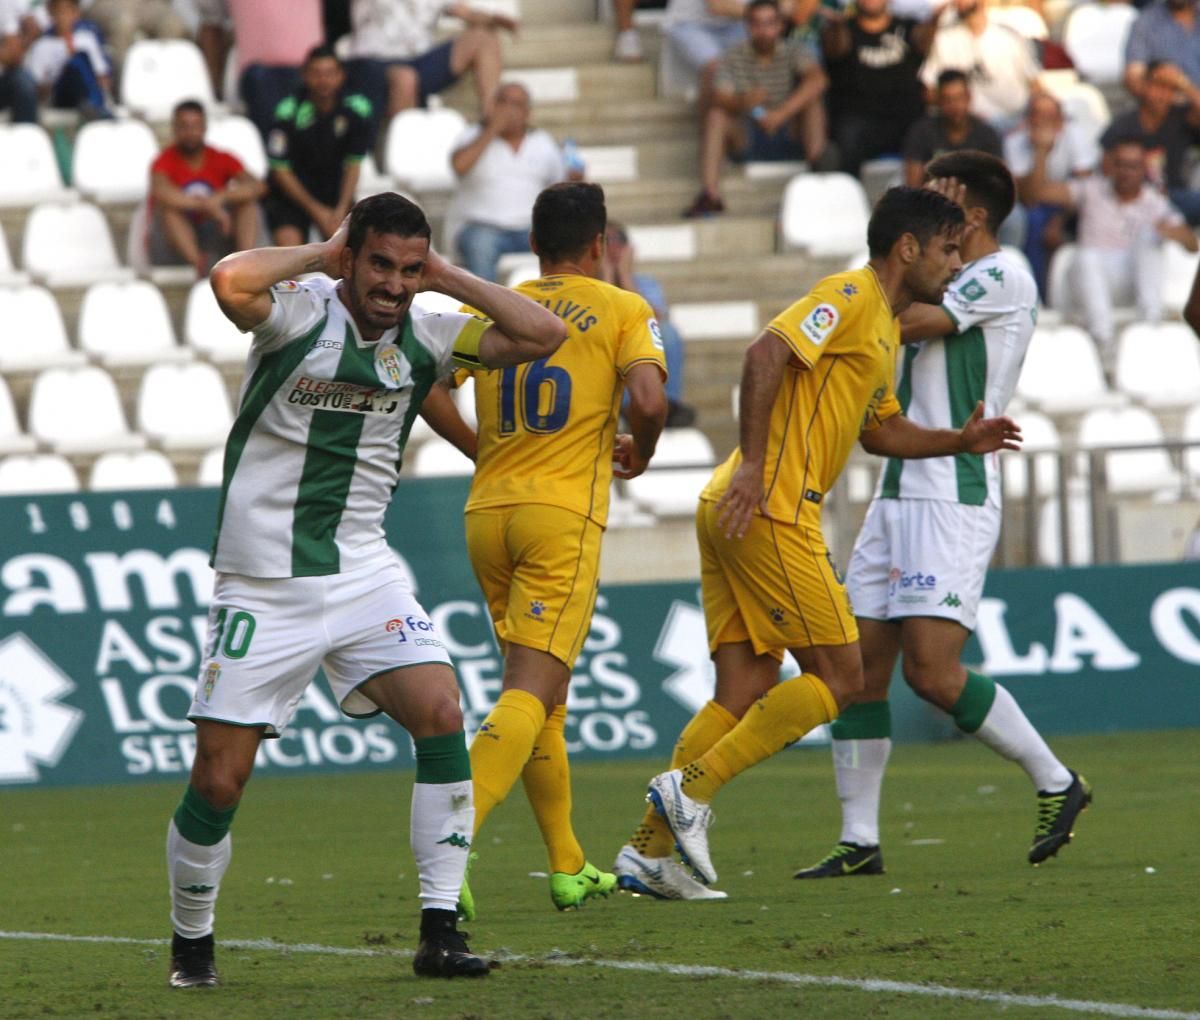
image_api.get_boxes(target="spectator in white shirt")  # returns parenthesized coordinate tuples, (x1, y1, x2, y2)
(1027, 134, 1198, 364)
(448, 82, 568, 281)
(23, 0, 111, 118)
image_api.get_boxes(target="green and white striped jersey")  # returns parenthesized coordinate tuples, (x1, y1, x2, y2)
(878, 249, 1037, 506)
(211, 275, 486, 578)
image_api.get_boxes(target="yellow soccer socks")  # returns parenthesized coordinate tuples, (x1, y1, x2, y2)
(469, 688, 546, 834)
(629, 699, 738, 858)
(521, 705, 585, 875)
(681, 674, 839, 803)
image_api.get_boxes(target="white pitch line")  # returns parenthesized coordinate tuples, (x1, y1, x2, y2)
(2, 930, 1196, 1020)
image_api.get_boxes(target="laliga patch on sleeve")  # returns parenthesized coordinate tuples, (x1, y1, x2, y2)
(800, 303, 839, 345)
(272, 280, 301, 293)
(267, 129, 287, 159)
(648, 318, 665, 350)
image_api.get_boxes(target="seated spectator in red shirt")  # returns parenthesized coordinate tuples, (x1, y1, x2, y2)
(149, 100, 266, 277)
(902, 69, 1001, 186)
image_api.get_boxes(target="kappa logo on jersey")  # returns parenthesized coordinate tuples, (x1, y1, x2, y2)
(648, 318, 665, 351)
(985, 267, 1004, 284)
(273, 280, 301, 293)
(959, 278, 987, 302)
(286, 376, 400, 415)
(800, 303, 839, 345)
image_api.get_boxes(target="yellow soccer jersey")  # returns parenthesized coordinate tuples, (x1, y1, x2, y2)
(463, 274, 667, 526)
(702, 265, 902, 528)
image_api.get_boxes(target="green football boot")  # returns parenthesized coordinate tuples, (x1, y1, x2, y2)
(456, 851, 479, 922)
(549, 860, 618, 910)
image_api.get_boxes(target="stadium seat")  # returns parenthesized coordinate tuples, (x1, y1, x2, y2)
(1039, 76, 1111, 138)
(0, 453, 80, 494)
(0, 224, 30, 284)
(670, 301, 758, 341)
(138, 361, 234, 450)
(453, 374, 478, 429)
(1114, 323, 1200, 408)
(0, 124, 73, 206)
(21, 201, 135, 287)
(121, 39, 216, 121)
(498, 252, 541, 287)
(205, 114, 268, 180)
(1181, 404, 1200, 484)
(411, 290, 464, 315)
(197, 445, 225, 487)
(78, 280, 188, 367)
(1045, 242, 1076, 317)
(0, 284, 87, 372)
(1037, 477, 1093, 566)
(989, 5, 1049, 39)
(1076, 406, 1181, 495)
(1063, 3, 1137, 86)
(72, 119, 160, 203)
(355, 153, 397, 201)
(410, 435, 473, 476)
(1161, 238, 1200, 316)
(384, 108, 468, 191)
(625, 426, 716, 517)
(89, 449, 179, 490)
(0, 376, 36, 455)
(1001, 409, 1061, 499)
(183, 279, 252, 363)
(780, 173, 871, 257)
(28, 365, 146, 455)
(1015, 325, 1125, 413)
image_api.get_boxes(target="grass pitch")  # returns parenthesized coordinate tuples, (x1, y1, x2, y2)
(3, 729, 1198, 1019)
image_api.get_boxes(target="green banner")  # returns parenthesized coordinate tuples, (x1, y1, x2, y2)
(1, 485, 1196, 788)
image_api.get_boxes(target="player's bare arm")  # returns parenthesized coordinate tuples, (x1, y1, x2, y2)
(860, 401, 1022, 459)
(899, 301, 957, 343)
(614, 362, 668, 480)
(419, 382, 478, 461)
(717, 329, 793, 539)
(419, 250, 566, 367)
(210, 219, 348, 331)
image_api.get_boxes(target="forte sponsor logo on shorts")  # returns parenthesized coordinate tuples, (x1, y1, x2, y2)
(888, 566, 937, 601)
(286, 376, 400, 415)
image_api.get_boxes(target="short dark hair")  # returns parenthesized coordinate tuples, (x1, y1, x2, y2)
(532, 182, 607, 262)
(347, 192, 431, 251)
(924, 149, 1015, 235)
(936, 69, 970, 91)
(1103, 134, 1146, 154)
(867, 186, 965, 258)
(304, 44, 340, 67)
(173, 99, 205, 119)
(746, 0, 781, 15)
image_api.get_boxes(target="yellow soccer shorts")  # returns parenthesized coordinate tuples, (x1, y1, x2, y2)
(697, 499, 858, 658)
(465, 504, 603, 670)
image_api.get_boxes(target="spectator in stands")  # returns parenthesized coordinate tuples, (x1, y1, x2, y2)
(265, 46, 373, 246)
(85, 0, 186, 69)
(149, 99, 266, 277)
(901, 69, 1000, 186)
(1102, 60, 1200, 224)
(822, 0, 935, 177)
(685, 0, 830, 216)
(1027, 134, 1198, 367)
(918, 0, 1040, 134)
(0, 0, 37, 122)
(1124, 0, 1200, 99)
(228, 0, 324, 140)
(448, 82, 566, 281)
(663, 0, 747, 108)
(24, 0, 112, 119)
(348, 0, 515, 119)
(613, 0, 644, 61)
(602, 220, 698, 428)
(1005, 92, 1097, 299)
(194, 0, 232, 99)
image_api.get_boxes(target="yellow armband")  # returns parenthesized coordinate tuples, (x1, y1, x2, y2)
(451, 316, 491, 369)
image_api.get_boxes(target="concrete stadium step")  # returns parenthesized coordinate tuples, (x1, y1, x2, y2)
(442, 60, 657, 116)
(535, 97, 696, 145)
(514, 0, 596, 23)
(502, 22, 613, 68)
(651, 253, 830, 304)
(627, 217, 776, 261)
(603, 174, 791, 223)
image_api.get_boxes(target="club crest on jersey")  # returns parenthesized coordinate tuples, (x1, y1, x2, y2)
(202, 661, 220, 702)
(800, 303, 838, 345)
(648, 318, 664, 350)
(377, 344, 406, 387)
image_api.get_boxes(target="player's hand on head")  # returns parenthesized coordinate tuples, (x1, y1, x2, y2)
(716, 460, 766, 539)
(960, 400, 1023, 454)
(321, 216, 350, 276)
(417, 247, 453, 291)
(925, 175, 967, 209)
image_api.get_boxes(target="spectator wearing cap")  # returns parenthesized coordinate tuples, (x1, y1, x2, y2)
(901, 69, 1001, 187)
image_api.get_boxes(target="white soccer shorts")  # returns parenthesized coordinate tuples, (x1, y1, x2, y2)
(189, 557, 453, 735)
(846, 497, 1001, 631)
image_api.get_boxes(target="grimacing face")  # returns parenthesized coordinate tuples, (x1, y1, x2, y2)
(340, 229, 429, 339)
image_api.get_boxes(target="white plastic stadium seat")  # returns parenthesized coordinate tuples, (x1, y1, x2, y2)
(780, 173, 871, 257)
(1045, 242, 1076, 316)
(138, 361, 234, 451)
(0, 124, 73, 206)
(0, 223, 30, 284)
(1114, 323, 1200, 408)
(1000, 409, 1061, 499)
(121, 39, 216, 120)
(0, 377, 37, 455)
(1063, 3, 1137, 86)
(1039, 77, 1111, 138)
(184, 279, 252, 363)
(1038, 477, 1093, 566)
(355, 153, 396, 201)
(1016, 325, 1125, 414)
(78, 280, 188, 367)
(1161, 238, 1200, 315)
(989, 5, 1048, 39)
(89, 450, 179, 490)
(411, 435, 473, 476)
(1076, 406, 1181, 495)
(625, 427, 716, 517)
(72, 119, 160, 203)
(205, 114, 268, 180)
(385, 108, 468, 191)
(197, 445, 226, 487)
(0, 453, 80, 494)
(28, 365, 146, 455)
(499, 252, 540, 287)
(1181, 404, 1200, 484)
(22, 201, 135, 287)
(0, 285, 87, 372)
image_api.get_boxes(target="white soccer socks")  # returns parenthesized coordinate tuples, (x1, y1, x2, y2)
(166, 785, 237, 938)
(829, 700, 892, 846)
(411, 733, 475, 913)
